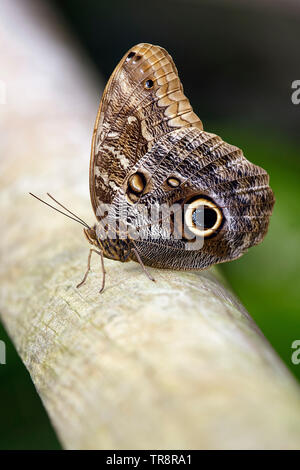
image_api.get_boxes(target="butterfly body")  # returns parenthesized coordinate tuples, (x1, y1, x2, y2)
(83, 226, 133, 262)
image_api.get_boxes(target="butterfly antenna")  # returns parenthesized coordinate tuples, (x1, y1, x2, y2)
(29, 193, 90, 229)
(46, 193, 91, 228)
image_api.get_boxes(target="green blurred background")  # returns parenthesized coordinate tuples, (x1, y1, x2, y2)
(0, 0, 299, 450)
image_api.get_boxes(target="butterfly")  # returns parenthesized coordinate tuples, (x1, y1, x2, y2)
(31, 43, 275, 293)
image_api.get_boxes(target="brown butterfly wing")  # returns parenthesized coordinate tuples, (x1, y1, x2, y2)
(110, 126, 274, 269)
(91, 42, 274, 270)
(90, 43, 202, 214)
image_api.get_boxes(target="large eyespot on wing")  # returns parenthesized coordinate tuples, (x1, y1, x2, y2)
(184, 197, 224, 239)
(89, 43, 203, 217)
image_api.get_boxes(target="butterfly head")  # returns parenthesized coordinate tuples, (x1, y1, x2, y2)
(83, 225, 99, 247)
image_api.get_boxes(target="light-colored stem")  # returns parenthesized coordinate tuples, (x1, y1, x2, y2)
(1, 0, 300, 450)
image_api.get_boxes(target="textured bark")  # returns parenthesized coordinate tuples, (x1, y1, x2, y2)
(1, 0, 300, 450)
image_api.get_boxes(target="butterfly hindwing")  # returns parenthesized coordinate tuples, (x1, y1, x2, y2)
(110, 126, 274, 269)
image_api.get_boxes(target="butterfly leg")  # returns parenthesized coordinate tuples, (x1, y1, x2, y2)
(76, 248, 106, 293)
(131, 248, 156, 283)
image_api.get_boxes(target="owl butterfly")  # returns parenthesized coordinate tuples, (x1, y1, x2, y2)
(31, 43, 274, 293)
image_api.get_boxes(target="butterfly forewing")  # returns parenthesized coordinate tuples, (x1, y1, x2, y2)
(90, 43, 203, 215)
